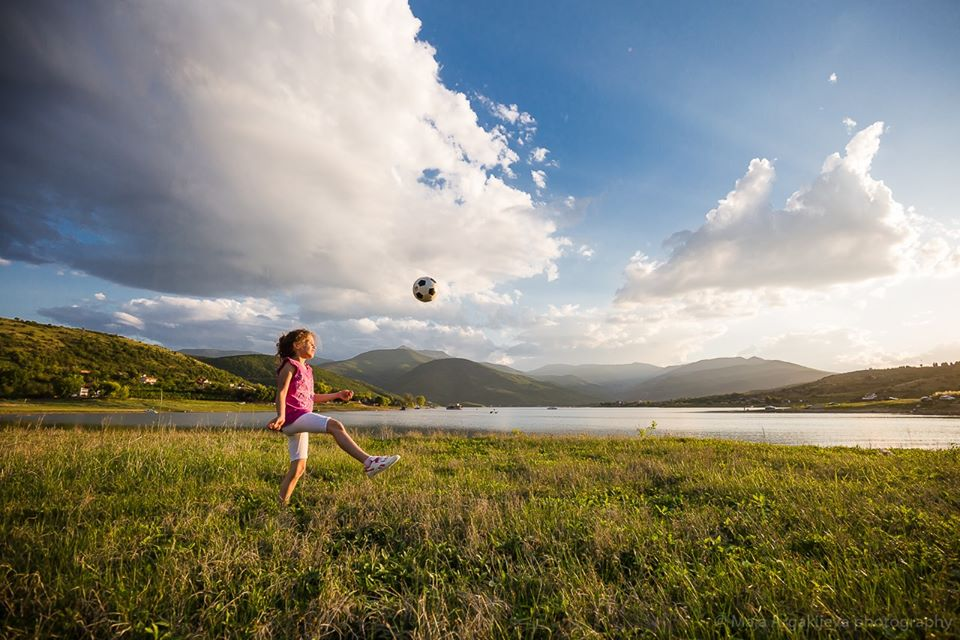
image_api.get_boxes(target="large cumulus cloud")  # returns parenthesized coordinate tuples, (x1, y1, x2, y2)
(617, 123, 932, 302)
(0, 1, 564, 317)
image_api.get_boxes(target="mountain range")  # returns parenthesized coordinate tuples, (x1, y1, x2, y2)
(0, 317, 866, 406)
(314, 347, 829, 406)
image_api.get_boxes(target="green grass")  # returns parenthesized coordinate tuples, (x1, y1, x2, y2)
(1, 426, 958, 639)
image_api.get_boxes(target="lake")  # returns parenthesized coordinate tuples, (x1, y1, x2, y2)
(4, 406, 960, 449)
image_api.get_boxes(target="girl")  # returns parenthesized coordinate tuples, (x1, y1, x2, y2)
(267, 328, 399, 504)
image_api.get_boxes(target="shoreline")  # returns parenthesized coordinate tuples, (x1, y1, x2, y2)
(2, 397, 958, 417)
(0, 398, 403, 415)
(692, 405, 960, 417)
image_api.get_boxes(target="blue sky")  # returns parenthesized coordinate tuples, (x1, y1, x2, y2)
(1, 1, 958, 371)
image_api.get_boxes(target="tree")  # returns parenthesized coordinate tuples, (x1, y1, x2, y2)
(100, 380, 129, 398)
(415, 395, 427, 407)
(54, 374, 86, 398)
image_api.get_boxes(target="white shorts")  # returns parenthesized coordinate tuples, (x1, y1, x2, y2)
(281, 413, 330, 461)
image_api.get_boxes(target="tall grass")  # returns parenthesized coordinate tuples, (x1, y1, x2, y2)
(1, 425, 958, 638)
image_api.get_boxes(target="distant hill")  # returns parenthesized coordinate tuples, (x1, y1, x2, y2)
(528, 362, 663, 385)
(482, 363, 526, 375)
(318, 349, 832, 404)
(197, 354, 394, 399)
(319, 347, 444, 388)
(389, 358, 599, 406)
(623, 357, 829, 401)
(0, 317, 263, 399)
(526, 363, 664, 400)
(528, 374, 612, 401)
(417, 349, 452, 360)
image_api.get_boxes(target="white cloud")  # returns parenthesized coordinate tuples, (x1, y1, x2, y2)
(94, 292, 106, 301)
(842, 116, 857, 133)
(497, 103, 522, 123)
(112, 311, 145, 331)
(530, 147, 549, 163)
(122, 295, 285, 333)
(531, 170, 547, 190)
(1, 1, 564, 319)
(0, 257, 10, 266)
(914, 236, 960, 273)
(577, 245, 594, 259)
(483, 98, 533, 127)
(351, 318, 379, 334)
(617, 123, 951, 306)
(468, 289, 518, 306)
(828, 72, 838, 84)
(477, 95, 538, 147)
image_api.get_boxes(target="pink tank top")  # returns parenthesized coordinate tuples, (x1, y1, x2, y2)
(281, 357, 314, 424)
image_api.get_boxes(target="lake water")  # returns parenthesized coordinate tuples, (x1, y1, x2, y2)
(3, 406, 960, 449)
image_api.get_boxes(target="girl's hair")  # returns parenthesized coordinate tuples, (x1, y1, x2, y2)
(276, 328, 315, 363)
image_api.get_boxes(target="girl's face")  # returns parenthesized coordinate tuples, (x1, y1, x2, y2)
(295, 335, 316, 359)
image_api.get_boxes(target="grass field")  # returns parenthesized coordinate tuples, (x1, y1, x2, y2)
(1, 425, 957, 638)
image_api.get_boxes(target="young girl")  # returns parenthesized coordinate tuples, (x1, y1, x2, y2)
(267, 328, 399, 504)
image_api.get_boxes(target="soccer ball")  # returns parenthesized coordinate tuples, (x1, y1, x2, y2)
(412, 276, 437, 302)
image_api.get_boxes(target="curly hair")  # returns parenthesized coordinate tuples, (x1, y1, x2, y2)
(276, 328, 315, 363)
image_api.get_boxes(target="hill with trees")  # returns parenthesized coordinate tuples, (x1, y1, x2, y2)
(197, 354, 398, 404)
(0, 317, 268, 400)
(769, 362, 960, 404)
(642, 361, 960, 413)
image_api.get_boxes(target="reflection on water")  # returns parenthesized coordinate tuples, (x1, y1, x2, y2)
(3, 406, 960, 449)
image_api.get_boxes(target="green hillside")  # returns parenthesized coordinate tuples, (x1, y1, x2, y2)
(647, 361, 960, 412)
(197, 354, 397, 401)
(0, 317, 268, 400)
(774, 362, 960, 403)
(194, 354, 288, 386)
(390, 358, 599, 406)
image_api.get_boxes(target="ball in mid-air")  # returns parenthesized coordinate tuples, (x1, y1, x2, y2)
(412, 276, 437, 302)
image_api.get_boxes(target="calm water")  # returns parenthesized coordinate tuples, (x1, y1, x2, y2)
(4, 407, 960, 449)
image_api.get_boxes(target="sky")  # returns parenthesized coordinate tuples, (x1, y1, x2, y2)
(1, 0, 959, 372)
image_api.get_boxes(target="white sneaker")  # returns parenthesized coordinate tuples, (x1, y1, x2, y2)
(364, 454, 400, 478)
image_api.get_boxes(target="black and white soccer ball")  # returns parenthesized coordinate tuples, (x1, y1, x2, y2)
(412, 276, 437, 302)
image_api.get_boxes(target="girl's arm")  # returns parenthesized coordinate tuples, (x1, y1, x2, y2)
(314, 389, 354, 404)
(267, 363, 295, 430)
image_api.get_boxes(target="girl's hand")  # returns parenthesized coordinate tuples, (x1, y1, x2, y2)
(267, 416, 285, 431)
(338, 389, 354, 402)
